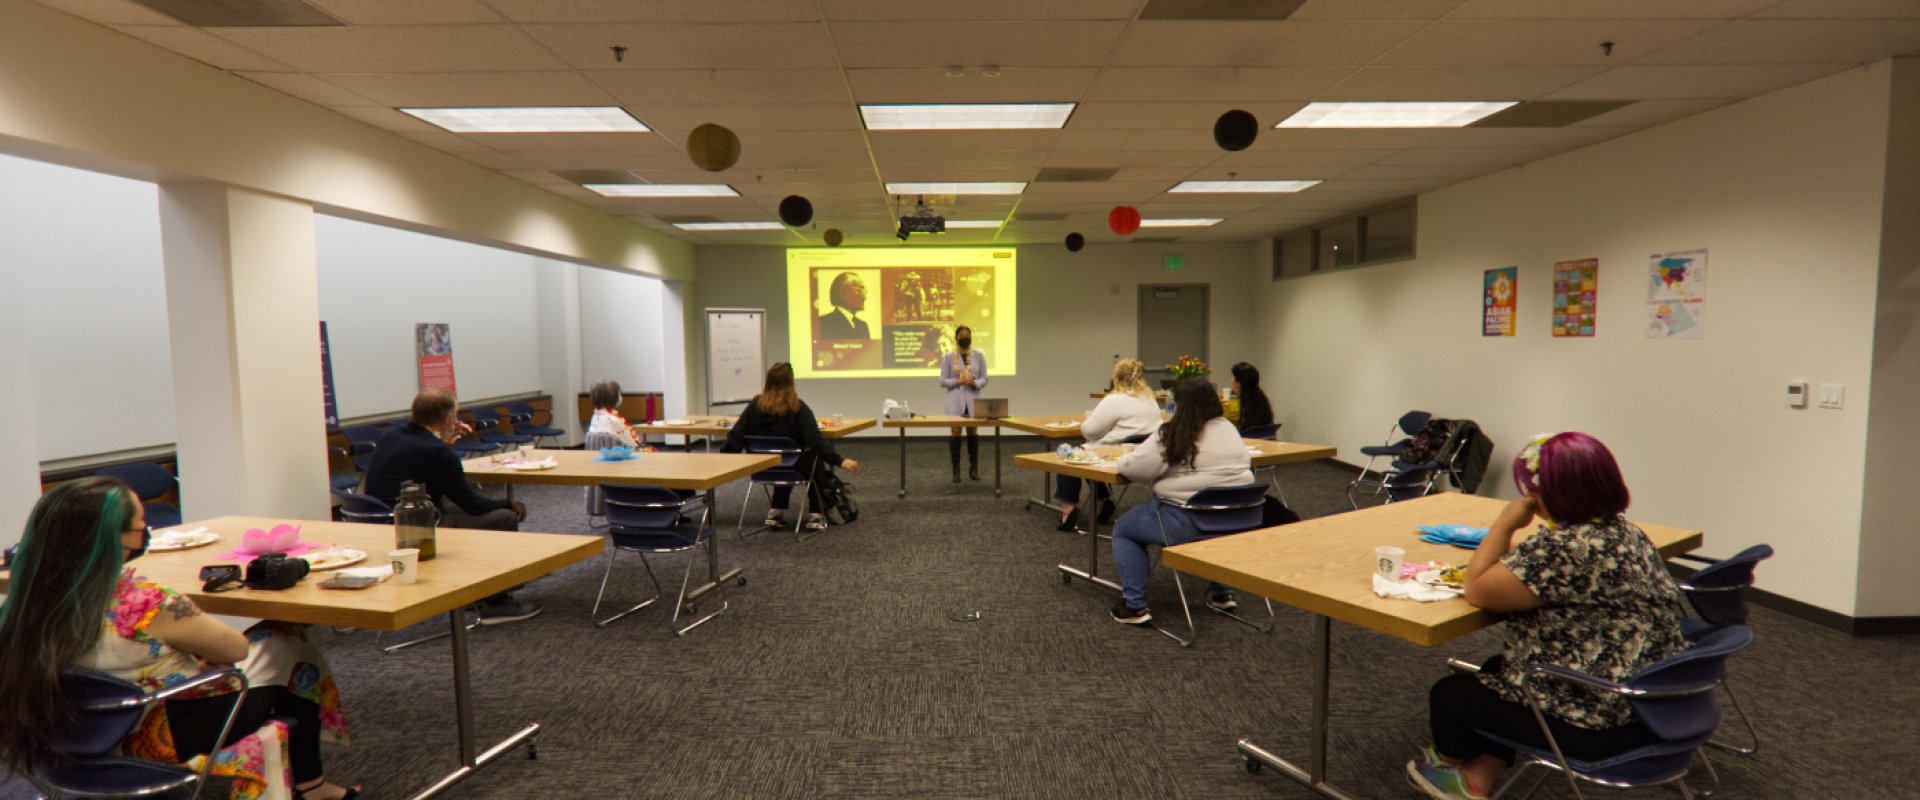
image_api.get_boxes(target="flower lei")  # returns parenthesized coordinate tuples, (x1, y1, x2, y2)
(1518, 431, 1560, 488)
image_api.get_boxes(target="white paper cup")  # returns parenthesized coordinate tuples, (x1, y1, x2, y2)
(390, 548, 420, 585)
(832, 414, 845, 425)
(519, 445, 534, 457)
(1374, 546, 1405, 580)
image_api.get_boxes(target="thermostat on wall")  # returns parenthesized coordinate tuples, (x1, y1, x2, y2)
(1787, 382, 1808, 408)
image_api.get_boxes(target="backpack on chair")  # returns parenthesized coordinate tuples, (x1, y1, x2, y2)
(814, 468, 860, 525)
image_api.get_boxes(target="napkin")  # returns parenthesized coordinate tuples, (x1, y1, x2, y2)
(335, 565, 393, 582)
(151, 527, 209, 546)
(1418, 524, 1487, 549)
(1373, 573, 1461, 602)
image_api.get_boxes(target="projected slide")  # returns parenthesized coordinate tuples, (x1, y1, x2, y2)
(787, 248, 1017, 379)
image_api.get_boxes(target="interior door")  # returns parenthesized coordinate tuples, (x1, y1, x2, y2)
(1137, 285, 1209, 388)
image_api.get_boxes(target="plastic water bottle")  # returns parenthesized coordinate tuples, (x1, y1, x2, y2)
(393, 481, 439, 561)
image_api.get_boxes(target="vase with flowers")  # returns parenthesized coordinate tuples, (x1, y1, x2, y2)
(1163, 356, 1210, 411)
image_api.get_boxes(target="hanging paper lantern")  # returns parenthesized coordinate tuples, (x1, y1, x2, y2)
(824, 228, 844, 247)
(778, 195, 813, 227)
(1108, 206, 1141, 236)
(685, 123, 741, 172)
(1065, 232, 1085, 252)
(1213, 109, 1259, 152)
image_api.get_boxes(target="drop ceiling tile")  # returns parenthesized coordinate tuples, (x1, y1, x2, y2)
(879, 167, 1039, 183)
(1319, 66, 1605, 101)
(502, 169, 570, 185)
(638, 104, 864, 136)
(585, 69, 850, 105)
(1546, 63, 1857, 99)
(205, 25, 563, 72)
(1754, 0, 1920, 18)
(303, 0, 503, 24)
(1210, 148, 1398, 168)
(1044, 150, 1223, 168)
(1108, 21, 1428, 67)
(730, 150, 879, 170)
(236, 71, 377, 105)
(1068, 102, 1308, 129)
(1026, 180, 1175, 198)
(1253, 128, 1445, 150)
(1376, 146, 1564, 165)
(488, 0, 821, 22)
(455, 150, 535, 169)
(1632, 20, 1920, 64)
(1290, 0, 1466, 20)
(464, 132, 680, 153)
(1180, 164, 1349, 181)
(317, 71, 617, 107)
(874, 150, 1055, 169)
(1450, 0, 1773, 18)
(330, 105, 445, 132)
(846, 68, 1098, 103)
(1419, 125, 1641, 149)
(395, 130, 498, 152)
(866, 130, 1061, 150)
(1335, 163, 1501, 181)
(37, 0, 177, 25)
(822, 0, 1142, 21)
(1113, 167, 1203, 181)
(1373, 20, 1724, 66)
(509, 150, 699, 171)
(519, 23, 838, 69)
(1056, 128, 1223, 151)
(113, 25, 291, 71)
(1084, 67, 1354, 102)
(828, 21, 1128, 68)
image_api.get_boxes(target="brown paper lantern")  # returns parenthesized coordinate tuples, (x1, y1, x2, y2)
(824, 228, 844, 247)
(778, 195, 814, 227)
(1213, 110, 1259, 151)
(686, 123, 741, 172)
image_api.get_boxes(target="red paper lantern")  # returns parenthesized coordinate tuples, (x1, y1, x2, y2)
(1108, 206, 1141, 236)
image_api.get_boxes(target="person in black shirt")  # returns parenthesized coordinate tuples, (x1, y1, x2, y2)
(722, 363, 859, 531)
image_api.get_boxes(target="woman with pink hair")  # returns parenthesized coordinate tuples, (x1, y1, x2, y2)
(1406, 432, 1688, 800)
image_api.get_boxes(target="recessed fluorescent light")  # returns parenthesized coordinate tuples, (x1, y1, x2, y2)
(399, 106, 650, 134)
(1139, 218, 1224, 228)
(584, 184, 739, 198)
(942, 220, 1005, 229)
(861, 103, 1077, 130)
(1169, 180, 1320, 193)
(1276, 101, 1517, 129)
(885, 182, 1027, 195)
(673, 221, 787, 231)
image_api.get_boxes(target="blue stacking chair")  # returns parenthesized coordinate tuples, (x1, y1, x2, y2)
(469, 407, 534, 450)
(340, 424, 383, 455)
(25, 668, 249, 800)
(735, 435, 817, 540)
(448, 415, 500, 458)
(1349, 410, 1431, 499)
(595, 484, 727, 636)
(1240, 423, 1281, 440)
(504, 401, 565, 445)
(1237, 423, 1290, 504)
(1450, 625, 1753, 800)
(1675, 544, 1774, 756)
(1150, 481, 1276, 647)
(337, 491, 396, 524)
(95, 462, 181, 529)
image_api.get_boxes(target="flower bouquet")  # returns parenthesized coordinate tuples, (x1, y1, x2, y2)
(1166, 355, 1210, 383)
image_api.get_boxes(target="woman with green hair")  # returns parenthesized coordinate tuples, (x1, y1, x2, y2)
(0, 477, 359, 799)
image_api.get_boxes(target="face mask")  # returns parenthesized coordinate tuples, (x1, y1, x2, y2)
(127, 526, 150, 560)
(956, 337, 971, 348)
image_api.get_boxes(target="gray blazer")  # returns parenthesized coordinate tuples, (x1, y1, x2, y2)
(939, 348, 988, 416)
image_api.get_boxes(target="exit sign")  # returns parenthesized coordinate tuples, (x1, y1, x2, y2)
(1163, 254, 1184, 270)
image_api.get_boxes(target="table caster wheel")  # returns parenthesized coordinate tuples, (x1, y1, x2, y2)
(736, 576, 748, 586)
(528, 743, 539, 760)
(1243, 756, 1260, 774)
(1061, 572, 1072, 585)
(684, 604, 698, 615)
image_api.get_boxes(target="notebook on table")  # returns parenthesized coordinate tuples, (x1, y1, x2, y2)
(971, 398, 1008, 420)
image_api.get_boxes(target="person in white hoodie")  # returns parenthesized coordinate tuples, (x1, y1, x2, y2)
(1055, 358, 1162, 532)
(1109, 379, 1254, 625)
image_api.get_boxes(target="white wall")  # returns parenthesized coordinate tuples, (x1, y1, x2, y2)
(0, 154, 175, 462)
(579, 266, 667, 402)
(1252, 64, 1894, 616)
(691, 243, 1261, 433)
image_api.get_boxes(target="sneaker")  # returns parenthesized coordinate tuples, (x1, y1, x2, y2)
(1405, 759, 1488, 800)
(1206, 594, 1239, 612)
(763, 511, 786, 528)
(1109, 601, 1152, 625)
(476, 598, 543, 626)
(804, 513, 829, 531)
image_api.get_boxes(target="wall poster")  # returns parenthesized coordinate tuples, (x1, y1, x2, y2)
(1552, 258, 1599, 337)
(1482, 266, 1516, 337)
(415, 323, 457, 394)
(320, 321, 339, 428)
(1647, 248, 1707, 339)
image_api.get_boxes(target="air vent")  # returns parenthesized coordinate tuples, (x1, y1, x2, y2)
(658, 215, 719, 224)
(1013, 212, 1069, 222)
(1470, 101, 1636, 128)
(553, 170, 642, 185)
(1035, 167, 1119, 183)
(130, 0, 343, 26)
(1139, 0, 1307, 21)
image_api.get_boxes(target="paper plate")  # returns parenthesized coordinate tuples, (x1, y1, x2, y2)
(148, 529, 220, 552)
(504, 459, 557, 471)
(302, 548, 367, 571)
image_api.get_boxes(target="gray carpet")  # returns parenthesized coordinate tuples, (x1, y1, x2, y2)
(10, 438, 1919, 799)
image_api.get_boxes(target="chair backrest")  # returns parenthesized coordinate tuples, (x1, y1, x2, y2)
(94, 463, 176, 501)
(1118, 433, 1151, 445)
(466, 408, 501, 428)
(1683, 544, 1774, 626)
(337, 491, 395, 523)
(600, 483, 687, 529)
(745, 435, 803, 469)
(1397, 410, 1432, 435)
(1625, 624, 1754, 741)
(342, 424, 383, 445)
(1384, 462, 1436, 502)
(55, 669, 150, 757)
(1240, 423, 1281, 440)
(1173, 481, 1270, 534)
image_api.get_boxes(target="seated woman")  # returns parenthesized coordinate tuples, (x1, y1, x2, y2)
(585, 378, 645, 450)
(1107, 380, 1253, 624)
(722, 362, 859, 531)
(1222, 361, 1274, 432)
(1406, 432, 1687, 800)
(1055, 358, 1162, 532)
(0, 478, 357, 800)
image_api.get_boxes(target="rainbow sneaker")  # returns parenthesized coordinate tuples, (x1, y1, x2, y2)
(1405, 759, 1489, 800)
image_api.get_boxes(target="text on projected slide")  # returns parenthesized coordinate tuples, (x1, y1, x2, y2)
(786, 248, 1017, 379)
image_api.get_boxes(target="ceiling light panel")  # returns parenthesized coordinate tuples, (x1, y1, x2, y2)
(584, 184, 739, 198)
(942, 220, 1006, 229)
(1168, 180, 1321, 193)
(673, 221, 787, 231)
(861, 103, 1077, 130)
(400, 106, 650, 133)
(1277, 102, 1518, 128)
(885, 182, 1028, 195)
(1139, 218, 1224, 227)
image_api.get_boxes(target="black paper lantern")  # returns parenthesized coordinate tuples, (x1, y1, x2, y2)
(1213, 109, 1259, 152)
(686, 123, 741, 171)
(824, 228, 844, 247)
(778, 195, 813, 227)
(1065, 232, 1086, 252)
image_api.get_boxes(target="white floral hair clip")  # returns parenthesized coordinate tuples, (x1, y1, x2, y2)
(1519, 432, 1560, 487)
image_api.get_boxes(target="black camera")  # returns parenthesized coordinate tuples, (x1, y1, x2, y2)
(244, 553, 311, 590)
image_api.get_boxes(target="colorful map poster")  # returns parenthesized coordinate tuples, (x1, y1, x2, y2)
(415, 323, 457, 394)
(1552, 258, 1598, 337)
(1646, 249, 1707, 339)
(1483, 266, 1516, 337)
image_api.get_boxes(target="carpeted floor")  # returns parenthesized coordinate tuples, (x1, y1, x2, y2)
(9, 437, 1919, 799)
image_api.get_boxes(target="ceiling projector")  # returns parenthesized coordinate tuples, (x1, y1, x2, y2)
(897, 196, 945, 238)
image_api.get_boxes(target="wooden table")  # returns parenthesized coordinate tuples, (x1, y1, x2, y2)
(630, 415, 877, 451)
(1160, 493, 1704, 799)
(464, 450, 775, 607)
(997, 413, 1096, 511)
(881, 415, 1002, 497)
(125, 517, 602, 800)
(1012, 439, 1338, 593)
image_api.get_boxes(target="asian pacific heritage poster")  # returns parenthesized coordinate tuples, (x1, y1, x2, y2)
(1483, 267, 1516, 337)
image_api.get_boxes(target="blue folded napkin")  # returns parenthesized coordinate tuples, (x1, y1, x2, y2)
(1417, 524, 1487, 549)
(595, 446, 637, 462)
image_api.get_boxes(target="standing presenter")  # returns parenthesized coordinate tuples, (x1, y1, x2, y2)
(940, 324, 988, 483)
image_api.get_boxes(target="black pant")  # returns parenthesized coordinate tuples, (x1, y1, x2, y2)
(1430, 656, 1656, 765)
(166, 686, 323, 784)
(769, 454, 823, 511)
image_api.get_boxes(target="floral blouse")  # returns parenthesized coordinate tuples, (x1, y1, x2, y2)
(1480, 518, 1688, 729)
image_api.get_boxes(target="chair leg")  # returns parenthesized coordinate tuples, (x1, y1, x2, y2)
(585, 487, 609, 530)
(1690, 747, 1721, 798)
(379, 612, 478, 653)
(735, 482, 758, 538)
(669, 539, 729, 637)
(591, 548, 662, 627)
(1490, 761, 1551, 800)
(796, 479, 824, 542)
(1707, 679, 1761, 756)
(1147, 504, 1194, 648)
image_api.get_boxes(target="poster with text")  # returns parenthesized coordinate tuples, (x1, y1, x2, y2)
(1646, 249, 1707, 339)
(415, 323, 457, 394)
(1552, 258, 1599, 337)
(1483, 266, 1516, 337)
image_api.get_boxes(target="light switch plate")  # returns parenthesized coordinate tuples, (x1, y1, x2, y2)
(1819, 383, 1845, 409)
